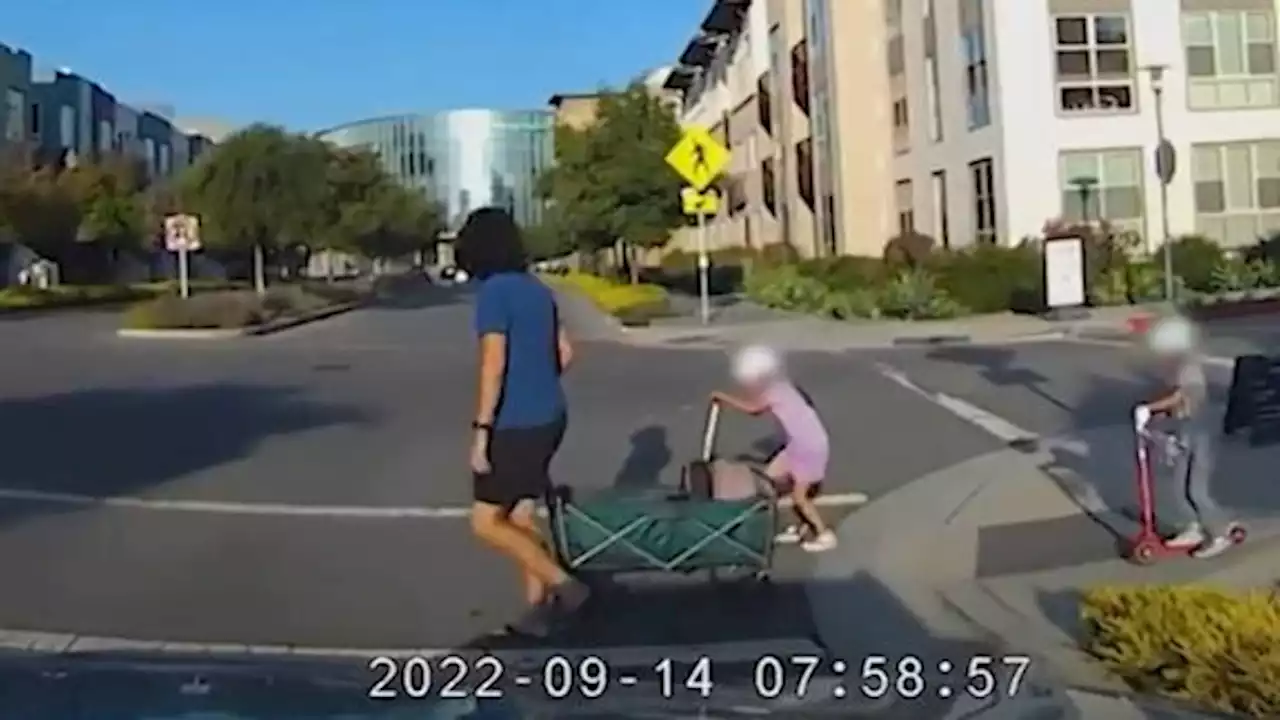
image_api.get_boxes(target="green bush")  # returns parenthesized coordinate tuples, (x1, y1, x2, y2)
(883, 231, 936, 267)
(742, 263, 830, 313)
(796, 256, 886, 288)
(1081, 585, 1280, 717)
(1211, 255, 1273, 293)
(0, 284, 150, 310)
(930, 244, 1041, 314)
(1166, 235, 1223, 293)
(121, 286, 350, 330)
(123, 291, 270, 330)
(875, 267, 966, 319)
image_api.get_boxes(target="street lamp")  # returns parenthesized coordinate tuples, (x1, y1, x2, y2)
(1142, 63, 1176, 303)
(1069, 176, 1098, 227)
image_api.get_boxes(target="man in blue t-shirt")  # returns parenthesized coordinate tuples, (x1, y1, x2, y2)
(458, 207, 589, 638)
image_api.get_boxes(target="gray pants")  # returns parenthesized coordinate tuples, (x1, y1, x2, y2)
(1168, 440, 1226, 536)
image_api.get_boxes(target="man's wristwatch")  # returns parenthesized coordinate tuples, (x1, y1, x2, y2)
(471, 421, 493, 432)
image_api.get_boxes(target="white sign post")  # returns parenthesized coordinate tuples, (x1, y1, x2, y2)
(163, 214, 201, 298)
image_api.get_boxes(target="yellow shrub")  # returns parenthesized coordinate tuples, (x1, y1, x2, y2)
(1081, 584, 1280, 717)
(541, 272, 670, 322)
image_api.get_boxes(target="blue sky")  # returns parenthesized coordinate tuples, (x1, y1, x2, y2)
(5, 0, 707, 131)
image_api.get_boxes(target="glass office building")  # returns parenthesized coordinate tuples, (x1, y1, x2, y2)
(316, 109, 553, 229)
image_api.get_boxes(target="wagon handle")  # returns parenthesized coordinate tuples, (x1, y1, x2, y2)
(701, 400, 721, 462)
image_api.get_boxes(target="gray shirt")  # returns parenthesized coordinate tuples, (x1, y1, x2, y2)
(1175, 356, 1214, 451)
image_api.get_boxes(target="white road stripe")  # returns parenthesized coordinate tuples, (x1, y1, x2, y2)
(874, 362, 1039, 445)
(0, 630, 823, 666)
(0, 488, 868, 518)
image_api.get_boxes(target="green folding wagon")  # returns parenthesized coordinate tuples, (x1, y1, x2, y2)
(548, 402, 778, 581)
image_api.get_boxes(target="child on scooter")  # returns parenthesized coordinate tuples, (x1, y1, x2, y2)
(1137, 315, 1234, 558)
(711, 345, 841, 553)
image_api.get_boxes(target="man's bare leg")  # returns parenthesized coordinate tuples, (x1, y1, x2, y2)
(509, 499, 549, 605)
(471, 502, 568, 589)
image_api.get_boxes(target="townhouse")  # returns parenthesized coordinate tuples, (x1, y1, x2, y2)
(0, 44, 32, 151)
(663, 0, 1280, 257)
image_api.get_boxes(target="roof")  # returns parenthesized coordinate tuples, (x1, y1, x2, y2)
(665, 0, 752, 89)
(548, 92, 601, 108)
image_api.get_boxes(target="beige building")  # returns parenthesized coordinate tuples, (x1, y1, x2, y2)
(663, 0, 899, 259)
(548, 93, 601, 131)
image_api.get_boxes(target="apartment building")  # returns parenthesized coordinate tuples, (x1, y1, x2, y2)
(891, 0, 1280, 250)
(0, 44, 32, 152)
(663, 0, 1280, 257)
(664, 0, 898, 257)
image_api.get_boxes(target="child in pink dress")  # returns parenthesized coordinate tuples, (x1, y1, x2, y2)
(711, 345, 838, 552)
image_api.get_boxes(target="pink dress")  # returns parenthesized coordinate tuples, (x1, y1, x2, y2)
(762, 381, 830, 486)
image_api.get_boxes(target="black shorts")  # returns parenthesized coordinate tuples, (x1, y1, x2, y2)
(473, 416, 567, 510)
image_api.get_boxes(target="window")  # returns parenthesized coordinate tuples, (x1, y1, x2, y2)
(969, 158, 997, 243)
(1054, 14, 1135, 113)
(961, 0, 991, 128)
(924, 0, 943, 142)
(59, 105, 75, 148)
(796, 137, 815, 209)
(98, 120, 112, 153)
(159, 144, 171, 175)
(1193, 141, 1280, 246)
(791, 41, 810, 115)
(931, 170, 950, 247)
(1183, 10, 1279, 110)
(757, 73, 772, 134)
(29, 102, 40, 138)
(1059, 149, 1144, 234)
(895, 180, 915, 233)
(892, 95, 910, 153)
(887, 35, 906, 76)
(762, 156, 777, 215)
(4, 89, 23, 141)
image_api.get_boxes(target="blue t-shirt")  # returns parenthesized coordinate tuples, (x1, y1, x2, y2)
(473, 272, 567, 429)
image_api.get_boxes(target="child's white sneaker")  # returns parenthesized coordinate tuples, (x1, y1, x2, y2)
(1191, 535, 1233, 559)
(775, 525, 805, 544)
(1165, 524, 1206, 548)
(801, 530, 838, 553)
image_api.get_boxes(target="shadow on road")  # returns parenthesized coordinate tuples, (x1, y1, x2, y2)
(612, 426, 672, 490)
(0, 383, 370, 507)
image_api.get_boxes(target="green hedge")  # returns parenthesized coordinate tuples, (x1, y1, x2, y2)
(735, 230, 1280, 321)
(121, 284, 360, 330)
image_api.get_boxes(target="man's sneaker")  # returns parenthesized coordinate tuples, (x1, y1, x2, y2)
(801, 530, 838, 553)
(1192, 535, 1233, 559)
(1165, 524, 1206, 548)
(775, 525, 805, 544)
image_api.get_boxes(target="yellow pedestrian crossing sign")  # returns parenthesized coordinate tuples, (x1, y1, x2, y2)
(681, 186, 720, 216)
(665, 126, 730, 191)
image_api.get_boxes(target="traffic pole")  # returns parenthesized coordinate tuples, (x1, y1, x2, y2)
(696, 209, 710, 325)
(177, 247, 190, 299)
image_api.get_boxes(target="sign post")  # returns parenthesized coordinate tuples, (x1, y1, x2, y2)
(665, 126, 730, 325)
(164, 214, 202, 298)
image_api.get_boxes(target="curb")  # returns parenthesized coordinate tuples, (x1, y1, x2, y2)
(115, 302, 361, 340)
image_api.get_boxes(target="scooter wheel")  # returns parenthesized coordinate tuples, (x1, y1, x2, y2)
(1229, 525, 1248, 544)
(1129, 540, 1159, 565)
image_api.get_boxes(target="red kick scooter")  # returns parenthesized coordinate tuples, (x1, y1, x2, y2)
(1126, 406, 1246, 564)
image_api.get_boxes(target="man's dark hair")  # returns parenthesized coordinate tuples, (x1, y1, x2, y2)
(454, 207, 528, 279)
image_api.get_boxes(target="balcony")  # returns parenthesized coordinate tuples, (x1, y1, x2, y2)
(796, 138, 814, 209)
(757, 73, 772, 135)
(791, 41, 810, 115)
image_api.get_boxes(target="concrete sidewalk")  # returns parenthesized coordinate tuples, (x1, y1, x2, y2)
(808, 415, 1280, 718)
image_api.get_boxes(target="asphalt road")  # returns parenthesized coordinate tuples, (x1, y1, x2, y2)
(0, 282, 1021, 656)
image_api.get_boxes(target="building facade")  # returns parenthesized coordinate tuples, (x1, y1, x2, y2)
(317, 109, 555, 229)
(0, 44, 32, 152)
(662, 0, 1280, 257)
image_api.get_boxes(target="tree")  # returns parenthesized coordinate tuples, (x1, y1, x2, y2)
(537, 83, 684, 282)
(176, 124, 328, 293)
(313, 145, 443, 272)
(60, 155, 146, 249)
